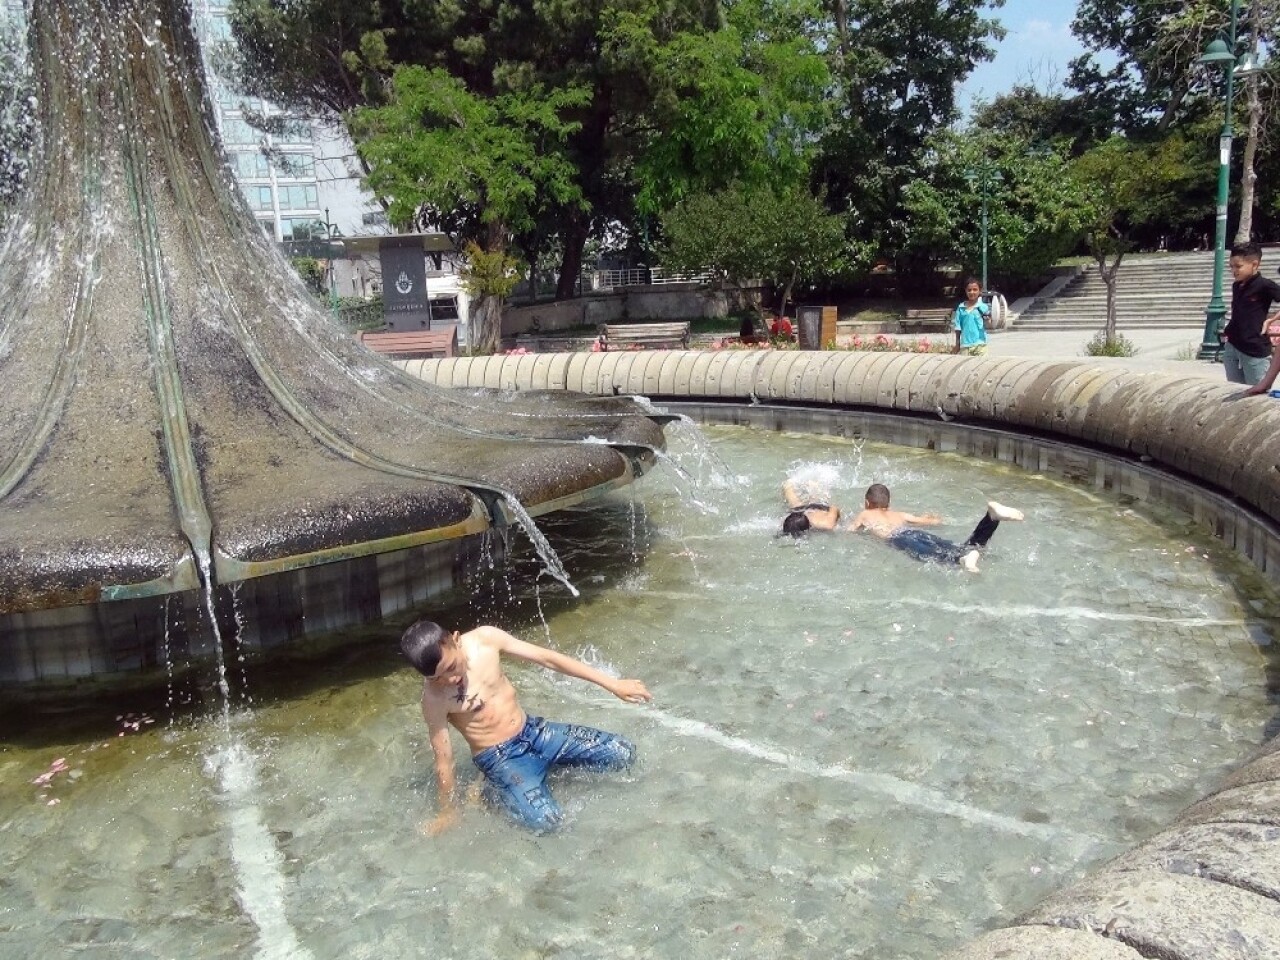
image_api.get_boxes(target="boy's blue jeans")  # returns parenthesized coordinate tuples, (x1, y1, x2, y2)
(887, 512, 1000, 565)
(472, 715, 635, 832)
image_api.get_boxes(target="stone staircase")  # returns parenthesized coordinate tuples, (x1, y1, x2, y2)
(1015, 251, 1218, 330)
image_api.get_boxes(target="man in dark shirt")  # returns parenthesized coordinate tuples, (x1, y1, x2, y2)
(1222, 242, 1280, 385)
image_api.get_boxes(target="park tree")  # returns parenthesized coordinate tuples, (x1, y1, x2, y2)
(815, 0, 1005, 284)
(897, 132, 1090, 294)
(659, 182, 851, 319)
(969, 85, 1104, 155)
(1069, 0, 1280, 244)
(349, 67, 586, 352)
(228, 0, 827, 300)
(1070, 136, 1208, 346)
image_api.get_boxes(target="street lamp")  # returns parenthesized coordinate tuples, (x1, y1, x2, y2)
(319, 207, 344, 318)
(965, 161, 1001, 295)
(1195, 1, 1251, 361)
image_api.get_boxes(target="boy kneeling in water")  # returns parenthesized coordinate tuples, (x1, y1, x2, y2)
(401, 620, 651, 834)
(848, 483, 1024, 572)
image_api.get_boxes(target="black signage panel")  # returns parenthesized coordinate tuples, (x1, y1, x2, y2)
(379, 238, 431, 331)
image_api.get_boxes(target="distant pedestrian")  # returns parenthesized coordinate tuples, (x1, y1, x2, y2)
(1222, 243, 1280, 386)
(952, 278, 989, 356)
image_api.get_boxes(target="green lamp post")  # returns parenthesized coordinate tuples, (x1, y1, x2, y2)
(1196, 6, 1243, 361)
(965, 161, 1000, 295)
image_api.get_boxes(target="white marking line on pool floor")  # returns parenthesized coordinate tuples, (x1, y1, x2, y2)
(877, 599, 1256, 628)
(644, 707, 1098, 847)
(572, 688, 1101, 849)
(208, 741, 314, 960)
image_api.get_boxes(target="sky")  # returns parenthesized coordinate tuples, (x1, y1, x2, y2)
(958, 0, 1091, 115)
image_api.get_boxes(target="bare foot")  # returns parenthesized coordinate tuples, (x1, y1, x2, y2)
(987, 501, 1025, 522)
(960, 550, 981, 573)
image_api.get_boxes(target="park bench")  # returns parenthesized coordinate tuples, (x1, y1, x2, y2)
(900, 308, 954, 334)
(357, 327, 458, 359)
(597, 321, 691, 351)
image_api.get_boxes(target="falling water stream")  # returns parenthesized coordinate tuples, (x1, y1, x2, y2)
(0, 425, 1276, 960)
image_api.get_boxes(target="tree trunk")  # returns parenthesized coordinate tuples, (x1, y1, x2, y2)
(1235, 86, 1261, 244)
(470, 294, 502, 355)
(1098, 254, 1122, 343)
(556, 211, 590, 300)
(779, 264, 799, 318)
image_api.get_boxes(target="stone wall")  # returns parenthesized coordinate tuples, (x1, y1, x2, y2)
(399, 350, 1280, 960)
(502, 283, 760, 335)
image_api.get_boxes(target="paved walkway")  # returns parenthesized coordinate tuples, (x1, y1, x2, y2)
(843, 326, 1226, 380)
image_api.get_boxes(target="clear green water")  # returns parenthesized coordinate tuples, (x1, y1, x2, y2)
(0, 425, 1276, 959)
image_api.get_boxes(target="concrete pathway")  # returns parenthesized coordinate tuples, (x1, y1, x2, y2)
(840, 326, 1227, 380)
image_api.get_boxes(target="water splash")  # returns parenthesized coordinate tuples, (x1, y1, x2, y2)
(663, 416, 738, 488)
(193, 551, 313, 960)
(501, 492, 579, 598)
(204, 740, 313, 960)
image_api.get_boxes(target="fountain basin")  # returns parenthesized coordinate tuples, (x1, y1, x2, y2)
(402, 350, 1280, 960)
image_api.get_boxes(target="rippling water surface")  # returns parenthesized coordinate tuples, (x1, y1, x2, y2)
(1, 424, 1276, 960)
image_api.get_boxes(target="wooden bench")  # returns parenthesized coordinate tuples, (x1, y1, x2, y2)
(597, 321, 690, 351)
(900, 308, 954, 334)
(357, 327, 458, 359)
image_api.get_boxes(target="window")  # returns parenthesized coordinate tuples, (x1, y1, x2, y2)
(277, 120, 313, 144)
(274, 153, 315, 179)
(257, 217, 277, 237)
(278, 184, 318, 211)
(429, 296, 460, 321)
(221, 118, 260, 146)
(362, 210, 389, 227)
(241, 184, 273, 212)
(229, 152, 271, 179)
(280, 217, 324, 241)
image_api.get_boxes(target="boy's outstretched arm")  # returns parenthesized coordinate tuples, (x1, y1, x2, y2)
(902, 512, 942, 526)
(487, 627, 652, 703)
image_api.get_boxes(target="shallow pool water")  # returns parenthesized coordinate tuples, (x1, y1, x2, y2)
(1, 424, 1276, 960)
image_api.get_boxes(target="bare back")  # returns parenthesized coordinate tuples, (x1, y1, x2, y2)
(849, 506, 939, 538)
(420, 627, 526, 754)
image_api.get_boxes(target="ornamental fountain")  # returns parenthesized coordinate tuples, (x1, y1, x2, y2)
(0, 0, 666, 685)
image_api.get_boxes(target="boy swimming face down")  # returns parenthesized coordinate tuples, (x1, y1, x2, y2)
(402, 621, 651, 835)
(847, 483, 1024, 572)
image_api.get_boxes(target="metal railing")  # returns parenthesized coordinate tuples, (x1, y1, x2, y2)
(588, 267, 715, 289)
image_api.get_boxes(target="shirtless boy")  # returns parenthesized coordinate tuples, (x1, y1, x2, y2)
(401, 620, 652, 834)
(847, 483, 1024, 572)
(780, 478, 842, 536)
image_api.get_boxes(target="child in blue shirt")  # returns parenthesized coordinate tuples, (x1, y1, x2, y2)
(953, 278, 989, 356)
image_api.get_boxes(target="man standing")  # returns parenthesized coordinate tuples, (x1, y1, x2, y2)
(1222, 242, 1280, 386)
(402, 620, 651, 834)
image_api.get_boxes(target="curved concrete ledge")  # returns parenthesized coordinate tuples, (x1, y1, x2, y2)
(402, 351, 1280, 960)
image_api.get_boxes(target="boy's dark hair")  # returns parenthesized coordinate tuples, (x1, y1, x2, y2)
(1231, 241, 1262, 262)
(865, 483, 891, 508)
(400, 619, 449, 677)
(781, 511, 812, 537)
(963, 276, 982, 290)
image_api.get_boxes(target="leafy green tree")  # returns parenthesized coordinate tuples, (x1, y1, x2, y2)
(1070, 135, 1207, 343)
(969, 85, 1104, 155)
(349, 66, 586, 352)
(289, 256, 328, 298)
(229, 0, 827, 300)
(816, 0, 1005, 283)
(659, 182, 851, 317)
(897, 132, 1091, 292)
